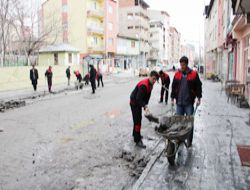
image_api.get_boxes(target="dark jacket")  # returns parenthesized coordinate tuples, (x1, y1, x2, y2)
(130, 78, 153, 108)
(45, 69, 53, 79)
(89, 67, 97, 82)
(30, 68, 39, 82)
(66, 68, 70, 78)
(171, 68, 202, 104)
(161, 72, 170, 87)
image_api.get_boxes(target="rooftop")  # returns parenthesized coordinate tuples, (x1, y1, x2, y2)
(39, 43, 79, 53)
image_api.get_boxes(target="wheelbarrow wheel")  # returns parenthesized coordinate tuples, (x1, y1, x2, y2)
(166, 141, 175, 166)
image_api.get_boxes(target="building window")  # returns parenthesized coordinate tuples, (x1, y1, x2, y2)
(131, 41, 135, 48)
(128, 26, 133, 30)
(108, 22, 113, 31)
(108, 38, 113, 46)
(91, 37, 98, 45)
(54, 53, 58, 65)
(93, 2, 97, 9)
(135, 26, 140, 29)
(68, 53, 72, 63)
(62, 4, 68, 13)
(127, 13, 133, 20)
(108, 5, 113, 14)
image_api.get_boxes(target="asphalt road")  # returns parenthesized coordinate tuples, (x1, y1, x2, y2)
(0, 74, 250, 190)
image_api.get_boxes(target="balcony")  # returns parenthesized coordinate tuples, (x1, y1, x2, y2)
(88, 45, 105, 53)
(87, 25, 104, 36)
(87, 9, 104, 19)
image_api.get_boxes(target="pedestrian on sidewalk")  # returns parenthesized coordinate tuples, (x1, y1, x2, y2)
(89, 65, 97, 94)
(171, 56, 202, 147)
(45, 66, 53, 93)
(97, 70, 104, 87)
(159, 70, 170, 104)
(66, 66, 71, 86)
(30, 65, 39, 91)
(130, 70, 159, 149)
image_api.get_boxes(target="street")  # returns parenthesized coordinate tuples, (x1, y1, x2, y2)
(0, 74, 250, 190)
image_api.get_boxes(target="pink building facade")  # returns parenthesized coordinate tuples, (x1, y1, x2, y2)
(105, 0, 118, 72)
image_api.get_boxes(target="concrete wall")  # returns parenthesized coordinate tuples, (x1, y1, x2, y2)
(68, 0, 87, 54)
(0, 65, 82, 91)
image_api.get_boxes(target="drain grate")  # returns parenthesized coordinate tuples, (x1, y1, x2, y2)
(237, 145, 250, 167)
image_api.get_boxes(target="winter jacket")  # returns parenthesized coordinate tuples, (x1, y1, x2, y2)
(161, 72, 170, 87)
(130, 78, 153, 108)
(171, 68, 202, 104)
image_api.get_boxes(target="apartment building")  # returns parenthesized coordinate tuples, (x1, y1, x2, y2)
(169, 26, 181, 64)
(148, 10, 170, 64)
(41, 0, 105, 72)
(119, 0, 150, 68)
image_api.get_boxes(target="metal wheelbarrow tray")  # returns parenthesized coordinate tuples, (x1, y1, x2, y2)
(145, 114, 194, 165)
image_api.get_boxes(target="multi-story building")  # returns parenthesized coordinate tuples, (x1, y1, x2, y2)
(204, 0, 219, 76)
(180, 44, 196, 67)
(148, 20, 165, 66)
(169, 26, 181, 64)
(104, 0, 118, 72)
(119, 0, 150, 68)
(41, 0, 105, 73)
(147, 10, 170, 64)
(116, 35, 139, 70)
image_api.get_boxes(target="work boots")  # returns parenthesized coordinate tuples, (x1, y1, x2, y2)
(136, 140, 146, 149)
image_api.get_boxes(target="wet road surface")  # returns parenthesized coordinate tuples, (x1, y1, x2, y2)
(0, 75, 250, 190)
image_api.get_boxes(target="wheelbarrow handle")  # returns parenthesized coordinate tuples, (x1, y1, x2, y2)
(193, 103, 199, 116)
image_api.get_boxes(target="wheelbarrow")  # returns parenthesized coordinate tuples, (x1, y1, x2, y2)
(145, 105, 198, 165)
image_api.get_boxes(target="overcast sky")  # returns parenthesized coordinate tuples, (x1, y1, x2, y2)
(146, 0, 209, 48)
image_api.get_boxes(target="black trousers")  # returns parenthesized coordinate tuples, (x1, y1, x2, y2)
(160, 85, 169, 103)
(32, 80, 37, 91)
(47, 78, 52, 92)
(98, 76, 104, 87)
(90, 80, 96, 93)
(130, 104, 142, 143)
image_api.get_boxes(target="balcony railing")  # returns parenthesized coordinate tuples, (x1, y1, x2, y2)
(88, 45, 105, 53)
(87, 25, 104, 35)
(87, 9, 104, 19)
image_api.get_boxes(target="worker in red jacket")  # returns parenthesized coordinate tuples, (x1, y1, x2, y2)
(130, 71, 159, 148)
(159, 70, 170, 104)
(171, 56, 202, 147)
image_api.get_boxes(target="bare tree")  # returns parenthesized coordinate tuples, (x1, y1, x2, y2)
(11, 0, 62, 66)
(0, 0, 13, 66)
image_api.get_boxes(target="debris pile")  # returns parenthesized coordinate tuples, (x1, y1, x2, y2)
(0, 100, 26, 112)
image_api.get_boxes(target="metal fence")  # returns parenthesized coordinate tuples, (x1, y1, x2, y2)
(0, 55, 38, 67)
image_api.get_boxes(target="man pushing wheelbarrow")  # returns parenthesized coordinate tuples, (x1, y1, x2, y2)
(145, 56, 202, 165)
(171, 56, 202, 147)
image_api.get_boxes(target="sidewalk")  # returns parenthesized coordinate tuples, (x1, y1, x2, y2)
(138, 80, 250, 190)
(0, 73, 131, 101)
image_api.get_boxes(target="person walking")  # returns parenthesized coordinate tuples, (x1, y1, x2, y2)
(130, 71, 159, 148)
(97, 70, 104, 87)
(66, 66, 71, 86)
(89, 65, 97, 94)
(30, 65, 39, 91)
(171, 56, 202, 147)
(159, 70, 170, 104)
(45, 66, 53, 93)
